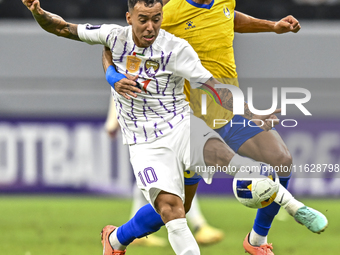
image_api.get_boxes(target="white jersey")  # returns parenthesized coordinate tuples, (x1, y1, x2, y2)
(78, 24, 212, 144)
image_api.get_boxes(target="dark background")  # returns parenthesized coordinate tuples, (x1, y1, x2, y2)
(2, 0, 340, 20)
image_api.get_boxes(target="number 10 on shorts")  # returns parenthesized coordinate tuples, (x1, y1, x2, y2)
(138, 167, 158, 186)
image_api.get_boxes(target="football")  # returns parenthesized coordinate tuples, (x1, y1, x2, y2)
(232, 163, 280, 209)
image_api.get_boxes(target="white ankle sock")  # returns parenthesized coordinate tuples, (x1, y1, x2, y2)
(249, 228, 267, 246)
(274, 184, 304, 216)
(166, 218, 200, 255)
(108, 228, 127, 251)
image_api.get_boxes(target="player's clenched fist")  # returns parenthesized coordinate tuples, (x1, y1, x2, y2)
(274, 15, 301, 34)
(22, 0, 43, 15)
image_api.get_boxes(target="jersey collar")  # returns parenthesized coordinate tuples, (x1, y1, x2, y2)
(185, 0, 215, 9)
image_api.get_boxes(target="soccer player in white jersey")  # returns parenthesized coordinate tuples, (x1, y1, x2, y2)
(21, 0, 328, 255)
(105, 98, 224, 246)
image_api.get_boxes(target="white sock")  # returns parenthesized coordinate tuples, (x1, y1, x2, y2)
(274, 183, 304, 216)
(186, 195, 207, 231)
(108, 228, 127, 251)
(166, 218, 200, 255)
(249, 228, 267, 246)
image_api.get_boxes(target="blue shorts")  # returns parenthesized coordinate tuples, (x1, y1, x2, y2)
(214, 115, 265, 152)
(184, 115, 265, 185)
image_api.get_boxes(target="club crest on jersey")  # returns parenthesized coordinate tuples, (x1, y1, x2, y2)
(223, 6, 231, 19)
(185, 21, 196, 30)
(127, 55, 142, 73)
(145, 59, 159, 77)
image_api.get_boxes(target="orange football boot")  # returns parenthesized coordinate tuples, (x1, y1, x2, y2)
(243, 233, 274, 255)
(101, 225, 126, 255)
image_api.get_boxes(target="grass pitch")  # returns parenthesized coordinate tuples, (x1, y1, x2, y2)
(0, 196, 337, 255)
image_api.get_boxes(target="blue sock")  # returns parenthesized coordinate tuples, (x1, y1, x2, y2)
(253, 174, 291, 236)
(117, 203, 164, 245)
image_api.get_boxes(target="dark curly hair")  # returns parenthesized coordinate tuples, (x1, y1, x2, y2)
(128, 0, 163, 10)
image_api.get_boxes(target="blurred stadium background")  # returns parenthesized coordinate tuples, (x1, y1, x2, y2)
(1, 0, 340, 254)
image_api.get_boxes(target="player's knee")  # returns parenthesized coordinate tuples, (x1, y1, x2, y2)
(154, 192, 185, 223)
(157, 203, 186, 223)
(204, 138, 234, 166)
(277, 151, 292, 167)
(271, 150, 292, 177)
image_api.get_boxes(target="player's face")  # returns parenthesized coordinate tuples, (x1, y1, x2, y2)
(126, 2, 163, 48)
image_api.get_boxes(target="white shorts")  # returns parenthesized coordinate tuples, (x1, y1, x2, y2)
(128, 113, 224, 207)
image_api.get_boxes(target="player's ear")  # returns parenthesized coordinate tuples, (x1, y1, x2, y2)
(126, 12, 132, 25)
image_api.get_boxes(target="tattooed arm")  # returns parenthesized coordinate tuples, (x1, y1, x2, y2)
(202, 77, 253, 120)
(202, 77, 280, 131)
(216, 88, 254, 121)
(22, 0, 80, 41)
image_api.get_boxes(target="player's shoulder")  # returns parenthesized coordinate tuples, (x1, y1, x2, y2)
(164, 0, 184, 11)
(101, 24, 132, 43)
(214, 0, 236, 4)
(103, 24, 128, 35)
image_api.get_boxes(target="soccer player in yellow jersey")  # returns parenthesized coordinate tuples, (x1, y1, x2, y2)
(160, 1, 300, 254)
(102, 1, 327, 255)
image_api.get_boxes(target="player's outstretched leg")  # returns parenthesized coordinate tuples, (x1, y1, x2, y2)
(243, 172, 328, 255)
(230, 128, 327, 254)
